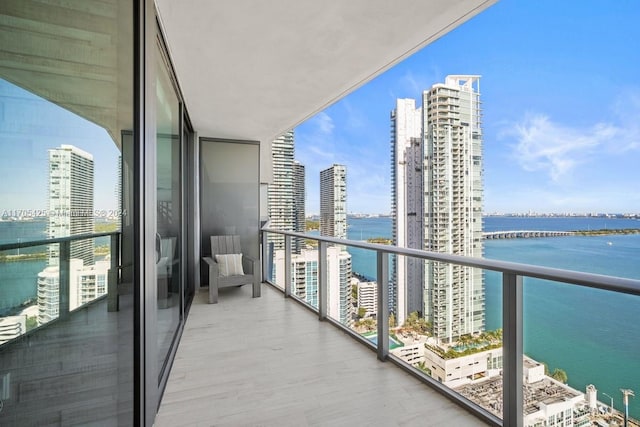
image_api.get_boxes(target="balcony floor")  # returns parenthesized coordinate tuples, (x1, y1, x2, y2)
(155, 283, 489, 426)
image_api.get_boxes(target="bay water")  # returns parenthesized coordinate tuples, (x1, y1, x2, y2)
(0, 220, 48, 315)
(347, 215, 640, 418)
(0, 220, 109, 315)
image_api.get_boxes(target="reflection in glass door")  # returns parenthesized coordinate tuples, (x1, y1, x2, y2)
(155, 41, 182, 381)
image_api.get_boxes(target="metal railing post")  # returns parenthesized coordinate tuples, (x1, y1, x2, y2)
(377, 250, 389, 361)
(284, 235, 292, 298)
(59, 241, 71, 320)
(318, 241, 327, 320)
(503, 272, 523, 427)
(108, 233, 120, 312)
(261, 231, 269, 283)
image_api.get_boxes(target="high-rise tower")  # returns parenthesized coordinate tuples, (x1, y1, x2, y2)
(267, 130, 295, 251)
(319, 164, 352, 326)
(423, 75, 484, 342)
(320, 164, 347, 240)
(391, 99, 424, 325)
(292, 160, 306, 253)
(39, 144, 96, 324)
(47, 144, 94, 266)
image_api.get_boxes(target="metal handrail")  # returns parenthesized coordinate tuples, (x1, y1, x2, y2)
(0, 231, 119, 252)
(262, 227, 640, 296)
(0, 231, 121, 345)
(262, 226, 640, 427)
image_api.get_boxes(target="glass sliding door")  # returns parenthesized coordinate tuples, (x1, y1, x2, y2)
(0, 0, 135, 424)
(155, 41, 182, 380)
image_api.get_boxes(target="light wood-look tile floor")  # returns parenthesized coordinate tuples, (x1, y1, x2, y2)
(155, 283, 489, 427)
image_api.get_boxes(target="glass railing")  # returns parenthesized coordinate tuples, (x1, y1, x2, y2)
(0, 232, 120, 346)
(261, 227, 640, 427)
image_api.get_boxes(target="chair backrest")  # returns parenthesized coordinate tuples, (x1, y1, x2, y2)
(211, 235, 242, 257)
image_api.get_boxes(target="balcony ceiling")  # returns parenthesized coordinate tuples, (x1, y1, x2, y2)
(155, 0, 497, 143)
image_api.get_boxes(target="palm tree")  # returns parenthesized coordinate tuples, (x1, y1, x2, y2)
(457, 334, 473, 348)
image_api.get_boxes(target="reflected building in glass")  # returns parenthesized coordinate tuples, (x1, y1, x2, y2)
(47, 144, 95, 266)
(39, 144, 98, 324)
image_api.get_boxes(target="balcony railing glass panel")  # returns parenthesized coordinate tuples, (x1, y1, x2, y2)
(0, 233, 119, 349)
(520, 277, 640, 426)
(263, 227, 640, 427)
(1, 242, 54, 342)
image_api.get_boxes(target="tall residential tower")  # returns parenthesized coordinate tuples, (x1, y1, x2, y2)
(39, 144, 98, 324)
(47, 144, 95, 266)
(267, 130, 295, 251)
(423, 75, 484, 342)
(390, 99, 424, 325)
(319, 164, 352, 326)
(292, 160, 306, 253)
(391, 75, 484, 343)
(320, 164, 347, 240)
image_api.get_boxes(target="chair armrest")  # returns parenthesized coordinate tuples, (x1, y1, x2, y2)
(242, 254, 257, 274)
(203, 257, 220, 278)
(242, 254, 261, 298)
(203, 257, 220, 303)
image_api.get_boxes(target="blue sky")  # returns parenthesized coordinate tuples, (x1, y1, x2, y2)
(2, 1, 639, 216)
(295, 0, 640, 215)
(0, 81, 120, 213)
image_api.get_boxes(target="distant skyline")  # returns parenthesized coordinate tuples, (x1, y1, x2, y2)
(296, 0, 640, 215)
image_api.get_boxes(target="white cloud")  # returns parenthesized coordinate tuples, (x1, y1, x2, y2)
(341, 100, 365, 130)
(314, 111, 334, 136)
(405, 69, 440, 94)
(296, 112, 337, 162)
(503, 113, 637, 182)
(391, 68, 441, 101)
(402, 71, 422, 96)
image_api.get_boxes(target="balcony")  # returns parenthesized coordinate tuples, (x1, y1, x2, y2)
(159, 228, 640, 427)
(155, 282, 487, 426)
(4, 226, 638, 425)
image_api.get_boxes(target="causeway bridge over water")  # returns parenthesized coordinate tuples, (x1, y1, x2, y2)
(482, 230, 575, 239)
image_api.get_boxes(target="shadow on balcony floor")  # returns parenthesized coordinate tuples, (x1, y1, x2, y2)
(155, 283, 489, 426)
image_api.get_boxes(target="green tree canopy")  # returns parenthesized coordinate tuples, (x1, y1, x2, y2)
(551, 368, 568, 384)
(389, 313, 396, 328)
(402, 311, 431, 335)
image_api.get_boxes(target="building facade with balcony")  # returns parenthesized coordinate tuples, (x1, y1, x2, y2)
(267, 130, 296, 251)
(274, 247, 319, 306)
(424, 75, 485, 343)
(391, 98, 425, 325)
(320, 164, 348, 241)
(355, 278, 378, 317)
(292, 160, 306, 253)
